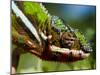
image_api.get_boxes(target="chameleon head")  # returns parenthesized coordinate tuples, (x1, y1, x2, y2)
(60, 32, 76, 49)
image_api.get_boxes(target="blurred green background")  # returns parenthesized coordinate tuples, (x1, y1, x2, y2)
(17, 2, 96, 73)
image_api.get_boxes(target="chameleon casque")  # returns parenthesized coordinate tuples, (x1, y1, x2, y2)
(11, 1, 92, 74)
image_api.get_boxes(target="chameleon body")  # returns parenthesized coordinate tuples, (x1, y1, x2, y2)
(12, 1, 92, 61)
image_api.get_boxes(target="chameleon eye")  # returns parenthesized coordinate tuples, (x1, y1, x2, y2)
(70, 39, 74, 41)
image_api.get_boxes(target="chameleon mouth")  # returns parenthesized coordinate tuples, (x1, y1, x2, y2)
(61, 42, 72, 48)
(67, 43, 72, 47)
